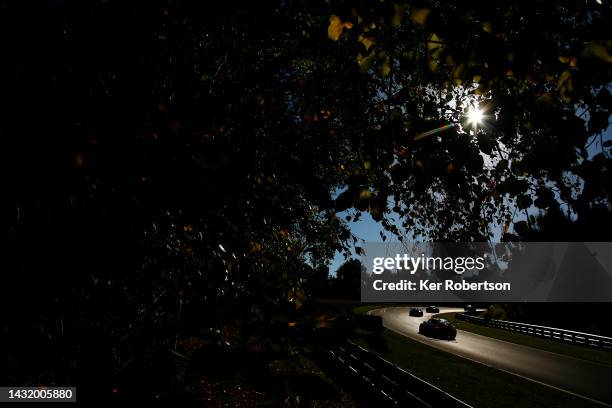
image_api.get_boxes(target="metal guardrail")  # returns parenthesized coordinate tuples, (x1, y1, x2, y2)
(321, 339, 473, 407)
(455, 313, 612, 351)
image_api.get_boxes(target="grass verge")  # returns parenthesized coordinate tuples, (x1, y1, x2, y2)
(353, 329, 600, 408)
(351, 304, 385, 315)
(435, 312, 612, 367)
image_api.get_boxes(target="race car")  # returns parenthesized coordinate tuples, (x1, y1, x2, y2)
(409, 307, 424, 317)
(464, 304, 477, 313)
(425, 305, 439, 313)
(419, 318, 457, 340)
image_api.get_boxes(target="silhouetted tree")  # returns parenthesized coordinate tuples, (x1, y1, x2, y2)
(332, 259, 365, 299)
(1, 0, 610, 402)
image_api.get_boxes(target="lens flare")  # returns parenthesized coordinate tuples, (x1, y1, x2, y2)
(467, 107, 484, 128)
(413, 124, 455, 141)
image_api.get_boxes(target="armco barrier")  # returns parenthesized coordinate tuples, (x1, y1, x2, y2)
(455, 313, 612, 351)
(319, 339, 473, 407)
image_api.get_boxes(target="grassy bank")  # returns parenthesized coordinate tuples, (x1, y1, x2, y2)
(351, 304, 385, 315)
(435, 312, 612, 367)
(353, 329, 600, 408)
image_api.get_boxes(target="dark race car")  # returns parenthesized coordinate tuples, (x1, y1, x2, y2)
(419, 318, 457, 340)
(409, 307, 424, 317)
(464, 304, 477, 313)
(425, 305, 439, 313)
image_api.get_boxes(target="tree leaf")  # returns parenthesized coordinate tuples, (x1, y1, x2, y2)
(410, 8, 430, 26)
(379, 55, 391, 78)
(392, 3, 409, 27)
(517, 195, 533, 210)
(582, 43, 612, 63)
(358, 35, 374, 51)
(357, 51, 376, 72)
(513, 221, 529, 236)
(328, 15, 344, 41)
(557, 69, 574, 103)
(359, 189, 372, 200)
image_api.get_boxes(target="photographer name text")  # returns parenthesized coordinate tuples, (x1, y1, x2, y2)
(372, 279, 511, 292)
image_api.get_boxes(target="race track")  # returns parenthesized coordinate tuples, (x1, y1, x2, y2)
(370, 307, 612, 406)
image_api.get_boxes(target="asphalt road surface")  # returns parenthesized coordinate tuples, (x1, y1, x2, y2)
(370, 307, 612, 407)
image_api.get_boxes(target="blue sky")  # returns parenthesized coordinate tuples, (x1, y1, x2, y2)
(329, 210, 390, 274)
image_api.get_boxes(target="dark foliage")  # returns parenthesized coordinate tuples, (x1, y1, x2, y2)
(1, 0, 610, 403)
